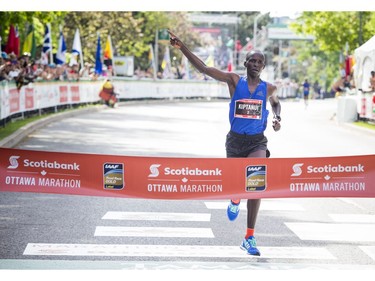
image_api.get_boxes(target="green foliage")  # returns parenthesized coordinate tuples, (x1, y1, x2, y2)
(291, 12, 373, 53)
(289, 11, 375, 90)
(1, 11, 201, 71)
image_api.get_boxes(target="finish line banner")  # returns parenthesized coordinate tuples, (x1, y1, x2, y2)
(0, 147, 374, 200)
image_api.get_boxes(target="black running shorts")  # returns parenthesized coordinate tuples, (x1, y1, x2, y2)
(225, 130, 268, 158)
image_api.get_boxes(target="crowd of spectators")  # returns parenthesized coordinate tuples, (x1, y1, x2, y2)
(0, 51, 103, 90)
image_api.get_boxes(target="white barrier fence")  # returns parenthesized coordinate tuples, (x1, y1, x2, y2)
(1, 78, 296, 122)
(0, 80, 103, 120)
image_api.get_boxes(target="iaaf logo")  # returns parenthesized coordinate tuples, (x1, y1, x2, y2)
(148, 164, 222, 177)
(7, 155, 80, 171)
(291, 163, 365, 176)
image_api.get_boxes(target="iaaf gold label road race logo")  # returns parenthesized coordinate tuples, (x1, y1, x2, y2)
(246, 165, 266, 192)
(103, 163, 124, 190)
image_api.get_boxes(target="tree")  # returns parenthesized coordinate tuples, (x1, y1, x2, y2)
(0, 12, 65, 56)
(291, 11, 374, 53)
(61, 12, 201, 71)
(289, 11, 375, 91)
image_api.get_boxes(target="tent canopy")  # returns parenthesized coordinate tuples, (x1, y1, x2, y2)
(353, 35, 375, 91)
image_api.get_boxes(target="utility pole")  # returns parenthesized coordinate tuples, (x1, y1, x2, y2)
(253, 12, 268, 49)
(359, 11, 363, 46)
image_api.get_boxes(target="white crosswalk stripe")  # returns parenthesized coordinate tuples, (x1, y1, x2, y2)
(102, 211, 211, 221)
(94, 226, 215, 238)
(329, 214, 375, 223)
(285, 222, 375, 242)
(20, 199, 375, 267)
(359, 246, 375, 260)
(23, 243, 335, 259)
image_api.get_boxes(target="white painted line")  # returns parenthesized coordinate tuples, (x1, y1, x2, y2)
(102, 211, 211, 221)
(205, 200, 305, 211)
(329, 214, 375, 223)
(94, 226, 215, 238)
(23, 243, 336, 259)
(359, 246, 375, 261)
(285, 222, 375, 242)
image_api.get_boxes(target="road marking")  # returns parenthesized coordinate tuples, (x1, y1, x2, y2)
(94, 226, 215, 238)
(359, 246, 375, 261)
(285, 222, 375, 242)
(7, 259, 375, 270)
(102, 211, 211, 221)
(23, 243, 335, 259)
(205, 200, 305, 211)
(329, 214, 375, 223)
(0, 205, 21, 208)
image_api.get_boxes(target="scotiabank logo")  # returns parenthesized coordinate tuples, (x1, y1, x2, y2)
(7, 155, 80, 171)
(8, 156, 20, 169)
(149, 164, 161, 177)
(148, 164, 222, 178)
(291, 163, 303, 176)
(291, 162, 364, 177)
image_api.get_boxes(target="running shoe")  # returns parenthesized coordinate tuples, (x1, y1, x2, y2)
(227, 200, 240, 221)
(240, 236, 261, 256)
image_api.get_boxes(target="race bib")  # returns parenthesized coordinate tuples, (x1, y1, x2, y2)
(234, 99, 263, 119)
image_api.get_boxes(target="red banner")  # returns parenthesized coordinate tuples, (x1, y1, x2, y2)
(0, 147, 374, 199)
(25, 87, 34, 109)
(59, 86, 68, 103)
(9, 89, 20, 113)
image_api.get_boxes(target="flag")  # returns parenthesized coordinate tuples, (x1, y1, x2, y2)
(72, 28, 82, 55)
(22, 24, 36, 58)
(71, 28, 83, 67)
(204, 54, 215, 67)
(56, 28, 67, 65)
(5, 25, 20, 57)
(161, 45, 172, 78)
(15, 26, 20, 56)
(41, 24, 52, 65)
(103, 35, 114, 73)
(104, 35, 113, 61)
(95, 33, 102, 75)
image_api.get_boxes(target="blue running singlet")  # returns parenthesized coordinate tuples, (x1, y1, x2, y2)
(229, 77, 269, 135)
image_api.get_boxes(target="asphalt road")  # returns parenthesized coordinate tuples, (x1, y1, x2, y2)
(1, 98, 375, 275)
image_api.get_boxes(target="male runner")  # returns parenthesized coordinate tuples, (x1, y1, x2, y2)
(169, 30, 281, 256)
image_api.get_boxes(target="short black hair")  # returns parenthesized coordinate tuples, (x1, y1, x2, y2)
(245, 50, 265, 62)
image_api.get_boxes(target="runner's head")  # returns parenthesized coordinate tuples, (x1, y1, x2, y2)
(244, 50, 265, 76)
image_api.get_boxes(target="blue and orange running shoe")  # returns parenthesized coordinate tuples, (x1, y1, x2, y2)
(240, 236, 261, 256)
(227, 200, 240, 221)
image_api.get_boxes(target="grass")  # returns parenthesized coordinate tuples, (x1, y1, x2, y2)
(353, 120, 375, 131)
(0, 114, 52, 140)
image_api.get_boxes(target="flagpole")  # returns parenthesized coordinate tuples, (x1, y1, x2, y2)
(109, 35, 116, 76)
(48, 23, 53, 64)
(150, 44, 156, 80)
(78, 29, 84, 70)
(155, 28, 158, 79)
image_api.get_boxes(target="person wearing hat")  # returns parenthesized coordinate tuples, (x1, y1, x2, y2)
(168, 30, 281, 256)
(80, 62, 93, 79)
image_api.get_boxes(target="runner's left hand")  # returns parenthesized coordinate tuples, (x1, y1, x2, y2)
(272, 118, 281, 131)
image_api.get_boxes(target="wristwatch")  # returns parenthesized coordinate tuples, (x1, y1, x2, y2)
(275, 115, 281, 122)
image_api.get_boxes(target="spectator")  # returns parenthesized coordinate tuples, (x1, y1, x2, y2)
(370, 71, 375, 91)
(79, 62, 93, 79)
